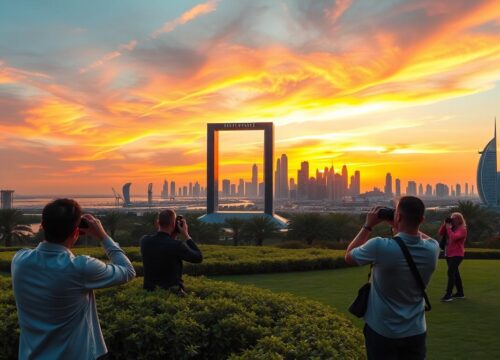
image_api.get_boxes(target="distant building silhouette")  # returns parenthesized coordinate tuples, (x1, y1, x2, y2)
(477, 120, 498, 206)
(1, 190, 14, 209)
(170, 181, 176, 197)
(395, 178, 401, 197)
(122, 183, 132, 206)
(222, 179, 230, 197)
(384, 173, 393, 196)
(406, 181, 417, 196)
(147, 183, 153, 206)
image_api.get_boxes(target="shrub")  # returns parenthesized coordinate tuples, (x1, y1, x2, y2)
(1, 246, 348, 275)
(0, 277, 365, 360)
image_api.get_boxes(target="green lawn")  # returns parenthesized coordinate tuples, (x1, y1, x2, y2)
(214, 260, 500, 360)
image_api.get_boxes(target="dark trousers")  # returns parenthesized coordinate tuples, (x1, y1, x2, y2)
(446, 256, 464, 296)
(364, 324, 426, 360)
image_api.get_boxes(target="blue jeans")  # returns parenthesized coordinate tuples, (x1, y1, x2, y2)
(364, 324, 426, 360)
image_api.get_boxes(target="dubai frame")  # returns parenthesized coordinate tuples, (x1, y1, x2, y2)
(198, 122, 288, 227)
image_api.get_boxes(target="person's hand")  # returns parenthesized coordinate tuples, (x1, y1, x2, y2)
(81, 214, 108, 241)
(445, 223, 452, 229)
(365, 206, 383, 228)
(179, 218, 190, 240)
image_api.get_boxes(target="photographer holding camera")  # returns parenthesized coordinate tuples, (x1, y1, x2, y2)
(12, 199, 136, 360)
(345, 196, 439, 360)
(438, 212, 467, 302)
(140, 209, 203, 294)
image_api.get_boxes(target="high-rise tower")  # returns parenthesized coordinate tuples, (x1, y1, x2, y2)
(477, 119, 498, 206)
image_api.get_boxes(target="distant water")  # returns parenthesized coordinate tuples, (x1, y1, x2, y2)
(13, 195, 254, 213)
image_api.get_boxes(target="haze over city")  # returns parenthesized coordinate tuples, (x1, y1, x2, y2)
(2, 0, 500, 195)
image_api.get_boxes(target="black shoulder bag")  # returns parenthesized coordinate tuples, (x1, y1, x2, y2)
(348, 265, 372, 318)
(393, 236, 432, 311)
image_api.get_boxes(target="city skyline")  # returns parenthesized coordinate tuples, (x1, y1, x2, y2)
(2, 1, 500, 194)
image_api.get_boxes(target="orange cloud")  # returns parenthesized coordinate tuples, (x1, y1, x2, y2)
(151, 0, 220, 38)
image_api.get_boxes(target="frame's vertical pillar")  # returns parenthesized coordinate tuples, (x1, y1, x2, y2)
(264, 124, 274, 215)
(207, 125, 219, 214)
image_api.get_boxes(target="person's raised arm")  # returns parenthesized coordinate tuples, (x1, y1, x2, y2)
(177, 218, 203, 263)
(80, 214, 136, 289)
(345, 207, 382, 265)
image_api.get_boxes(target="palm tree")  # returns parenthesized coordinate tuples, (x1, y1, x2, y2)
(0, 209, 34, 247)
(288, 213, 326, 245)
(224, 218, 247, 246)
(102, 211, 123, 239)
(242, 216, 279, 246)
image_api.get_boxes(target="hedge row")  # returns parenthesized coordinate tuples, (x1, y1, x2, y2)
(2, 245, 500, 276)
(0, 246, 347, 275)
(0, 276, 365, 360)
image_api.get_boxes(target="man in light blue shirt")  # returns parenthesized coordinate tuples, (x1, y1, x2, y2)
(12, 199, 136, 360)
(345, 196, 439, 360)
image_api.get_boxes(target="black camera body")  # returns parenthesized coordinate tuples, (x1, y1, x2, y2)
(444, 217, 453, 224)
(79, 218, 89, 229)
(377, 207, 395, 221)
(175, 215, 184, 233)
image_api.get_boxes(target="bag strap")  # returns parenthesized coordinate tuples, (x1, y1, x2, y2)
(366, 265, 373, 282)
(393, 236, 432, 311)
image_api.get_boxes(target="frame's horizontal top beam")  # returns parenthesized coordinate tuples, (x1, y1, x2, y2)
(208, 122, 273, 131)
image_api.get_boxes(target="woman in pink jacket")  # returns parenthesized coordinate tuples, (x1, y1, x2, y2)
(439, 212, 467, 302)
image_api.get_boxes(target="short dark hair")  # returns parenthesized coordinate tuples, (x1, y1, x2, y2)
(42, 199, 82, 243)
(158, 209, 176, 227)
(397, 196, 425, 228)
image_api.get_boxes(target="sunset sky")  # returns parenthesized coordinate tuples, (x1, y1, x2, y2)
(1, 0, 500, 195)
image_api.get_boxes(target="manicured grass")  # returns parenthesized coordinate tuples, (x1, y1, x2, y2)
(214, 260, 500, 360)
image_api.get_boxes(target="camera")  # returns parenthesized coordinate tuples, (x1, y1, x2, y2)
(444, 217, 453, 224)
(79, 218, 89, 229)
(175, 215, 184, 233)
(377, 207, 395, 221)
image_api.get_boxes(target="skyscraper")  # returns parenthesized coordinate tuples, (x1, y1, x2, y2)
(418, 184, 424, 196)
(465, 182, 469, 196)
(425, 184, 432, 197)
(406, 181, 417, 196)
(341, 165, 348, 196)
(395, 178, 401, 197)
(326, 165, 334, 200)
(147, 183, 153, 206)
(456, 184, 462, 197)
(222, 179, 230, 197)
(170, 181, 176, 197)
(193, 181, 201, 197)
(436, 183, 450, 197)
(477, 120, 498, 206)
(279, 154, 289, 199)
(161, 179, 168, 199)
(252, 163, 258, 197)
(384, 173, 393, 196)
(238, 179, 244, 197)
(297, 161, 309, 199)
(353, 170, 361, 196)
(122, 183, 132, 206)
(0, 190, 14, 209)
(189, 182, 193, 197)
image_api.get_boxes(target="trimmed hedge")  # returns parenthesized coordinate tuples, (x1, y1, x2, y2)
(0, 246, 347, 275)
(0, 276, 365, 360)
(3, 245, 500, 275)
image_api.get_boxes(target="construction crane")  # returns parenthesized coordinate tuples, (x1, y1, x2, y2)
(111, 188, 123, 207)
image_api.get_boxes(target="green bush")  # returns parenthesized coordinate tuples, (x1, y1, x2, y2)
(1, 246, 347, 275)
(0, 276, 365, 360)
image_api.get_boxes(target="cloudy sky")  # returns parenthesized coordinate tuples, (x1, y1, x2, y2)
(1, 0, 500, 195)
